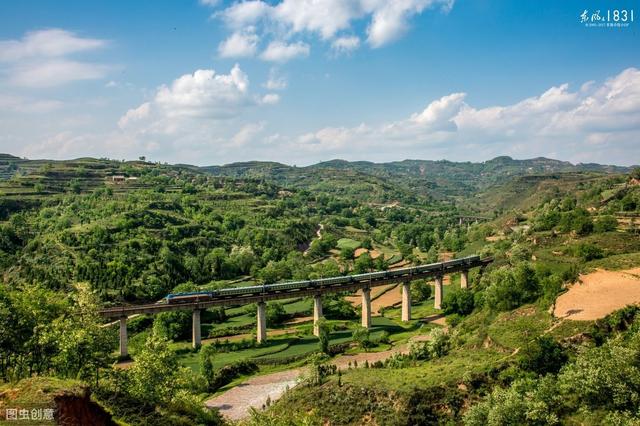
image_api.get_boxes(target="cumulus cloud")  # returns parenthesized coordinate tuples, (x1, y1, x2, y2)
(214, 0, 454, 60)
(218, 1, 272, 28)
(153, 66, 250, 120)
(274, 68, 640, 165)
(218, 31, 259, 58)
(263, 68, 287, 90)
(231, 122, 266, 146)
(260, 41, 310, 62)
(13, 67, 640, 168)
(117, 64, 279, 144)
(331, 36, 360, 54)
(118, 102, 151, 129)
(367, 0, 452, 47)
(260, 93, 280, 104)
(0, 29, 111, 88)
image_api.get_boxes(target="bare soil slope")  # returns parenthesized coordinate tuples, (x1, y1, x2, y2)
(554, 267, 640, 320)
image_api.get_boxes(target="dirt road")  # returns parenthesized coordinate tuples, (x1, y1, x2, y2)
(205, 335, 428, 421)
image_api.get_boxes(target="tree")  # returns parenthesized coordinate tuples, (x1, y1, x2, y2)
(353, 253, 373, 273)
(442, 290, 474, 316)
(411, 280, 432, 302)
(483, 263, 541, 312)
(128, 332, 179, 405)
(200, 345, 216, 390)
(340, 246, 355, 260)
(519, 336, 567, 375)
(153, 310, 191, 341)
(316, 319, 330, 354)
(352, 327, 372, 351)
(52, 283, 113, 384)
(322, 294, 357, 319)
(266, 302, 287, 325)
(307, 353, 334, 386)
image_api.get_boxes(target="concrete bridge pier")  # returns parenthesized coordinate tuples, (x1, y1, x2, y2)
(257, 301, 267, 343)
(313, 294, 323, 336)
(119, 316, 128, 358)
(460, 270, 469, 289)
(401, 282, 411, 322)
(434, 275, 444, 309)
(361, 288, 371, 329)
(192, 309, 201, 349)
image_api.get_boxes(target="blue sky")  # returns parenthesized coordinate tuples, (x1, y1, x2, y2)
(0, 0, 638, 165)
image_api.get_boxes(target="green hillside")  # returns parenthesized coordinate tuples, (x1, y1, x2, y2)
(1, 154, 639, 425)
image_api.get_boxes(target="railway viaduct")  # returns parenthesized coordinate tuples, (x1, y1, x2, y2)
(99, 256, 492, 357)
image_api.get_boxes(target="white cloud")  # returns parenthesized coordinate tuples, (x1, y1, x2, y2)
(215, 0, 454, 59)
(0, 29, 107, 62)
(263, 68, 287, 90)
(118, 64, 277, 144)
(218, 1, 272, 28)
(118, 102, 151, 129)
(260, 41, 310, 62)
(0, 29, 110, 88)
(218, 31, 259, 58)
(331, 36, 360, 54)
(271, 68, 640, 165)
(408, 92, 465, 130)
(9, 59, 111, 88)
(366, 0, 452, 47)
(231, 122, 265, 146)
(260, 93, 280, 104)
(154, 65, 250, 119)
(0, 94, 63, 113)
(12, 67, 639, 168)
(272, 0, 362, 39)
(199, 0, 220, 6)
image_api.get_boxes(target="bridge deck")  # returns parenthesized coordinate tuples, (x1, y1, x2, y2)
(99, 258, 492, 318)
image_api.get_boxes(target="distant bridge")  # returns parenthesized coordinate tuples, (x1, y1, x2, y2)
(100, 255, 492, 357)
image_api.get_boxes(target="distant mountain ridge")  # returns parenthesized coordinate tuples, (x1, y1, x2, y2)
(203, 156, 632, 175)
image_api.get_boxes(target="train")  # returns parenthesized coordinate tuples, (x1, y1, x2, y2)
(164, 255, 481, 305)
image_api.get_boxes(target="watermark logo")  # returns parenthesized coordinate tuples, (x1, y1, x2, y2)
(3, 407, 55, 423)
(580, 9, 634, 28)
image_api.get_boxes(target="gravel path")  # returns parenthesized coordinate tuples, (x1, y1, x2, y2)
(204, 344, 413, 421)
(205, 368, 303, 421)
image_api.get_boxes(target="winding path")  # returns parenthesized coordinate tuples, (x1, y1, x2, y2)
(205, 337, 427, 421)
(303, 223, 324, 256)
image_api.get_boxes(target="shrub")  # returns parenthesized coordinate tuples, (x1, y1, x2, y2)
(574, 243, 604, 261)
(209, 360, 258, 391)
(463, 377, 562, 426)
(409, 328, 450, 360)
(323, 294, 357, 319)
(594, 215, 618, 233)
(518, 336, 567, 375)
(307, 353, 335, 385)
(557, 336, 640, 410)
(483, 263, 540, 312)
(442, 290, 475, 316)
(411, 280, 432, 302)
(316, 319, 330, 354)
(352, 327, 373, 350)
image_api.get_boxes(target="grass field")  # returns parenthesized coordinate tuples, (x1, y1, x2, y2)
(337, 238, 361, 251)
